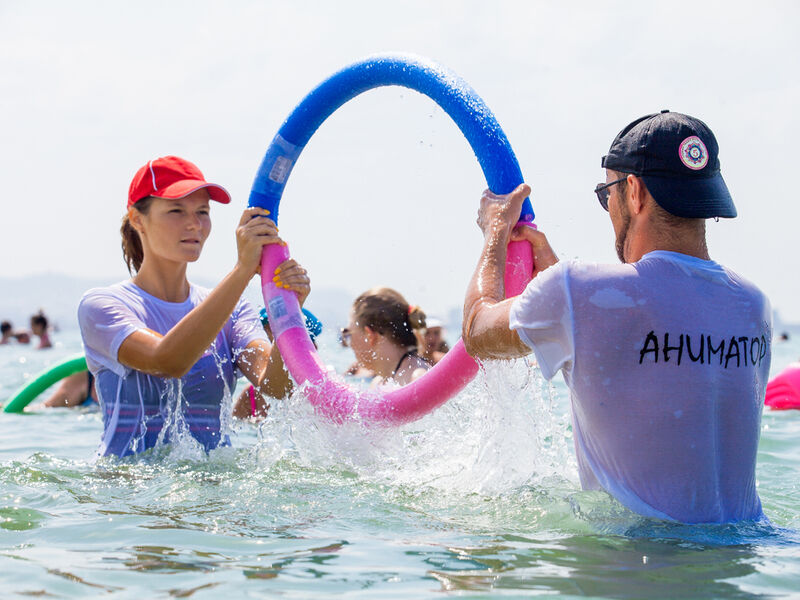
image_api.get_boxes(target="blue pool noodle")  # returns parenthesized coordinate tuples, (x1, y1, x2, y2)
(248, 53, 533, 224)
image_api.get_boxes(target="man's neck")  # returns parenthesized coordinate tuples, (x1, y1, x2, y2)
(626, 219, 710, 263)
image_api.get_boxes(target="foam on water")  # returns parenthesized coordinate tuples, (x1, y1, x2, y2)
(246, 357, 571, 496)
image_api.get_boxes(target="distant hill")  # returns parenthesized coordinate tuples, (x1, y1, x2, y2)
(4, 273, 791, 346)
(0, 274, 461, 339)
(0, 273, 110, 331)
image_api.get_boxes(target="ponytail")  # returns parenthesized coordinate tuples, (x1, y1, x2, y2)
(121, 197, 153, 274)
(407, 304, 427, 355)
(407, 305, 427, 330)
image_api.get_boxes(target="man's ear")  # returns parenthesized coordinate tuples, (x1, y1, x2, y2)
(627, 175, 647, 216)
(363, 326, 378, 346)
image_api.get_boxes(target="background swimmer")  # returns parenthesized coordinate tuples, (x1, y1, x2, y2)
(344, 287, 429, 386)
(30, 311, 52, 349)
(232, 307, 323, 419)
(421, 316, 450, 365)
(42, 371, 97, 408)
(1, 320, 31, 345)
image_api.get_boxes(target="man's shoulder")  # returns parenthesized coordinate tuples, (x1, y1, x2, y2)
(716, 263, 767, 296)
(558, 260, 637, 285)
(523, 261, 638, 301)
(645, 252, 768, 300)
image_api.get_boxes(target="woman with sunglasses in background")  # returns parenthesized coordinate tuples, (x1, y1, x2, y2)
(341, 287, 430, 386)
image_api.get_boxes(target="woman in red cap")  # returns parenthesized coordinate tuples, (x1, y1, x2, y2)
(78, 156, 310, 458)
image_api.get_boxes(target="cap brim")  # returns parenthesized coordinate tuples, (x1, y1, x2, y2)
(641, 173, 737, 219)
(153, 180, 231, 204)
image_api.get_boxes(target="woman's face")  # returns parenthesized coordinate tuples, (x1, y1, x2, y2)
(424, 326, 442, 351)
(136, 190, 212, 264)
(347, 311, 374, 367)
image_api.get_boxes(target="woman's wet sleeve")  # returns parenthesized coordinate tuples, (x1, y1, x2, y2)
(78, 290, 143, 377)
(230, 298, 269, 354)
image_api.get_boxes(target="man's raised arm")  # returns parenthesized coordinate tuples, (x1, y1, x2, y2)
(462, 184, 558, 359)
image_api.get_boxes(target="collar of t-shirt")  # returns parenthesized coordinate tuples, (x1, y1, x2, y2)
(636, 250, 725, 280)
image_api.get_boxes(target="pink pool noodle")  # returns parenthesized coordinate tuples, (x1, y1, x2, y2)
(261, 236, 533, 425)
(765, 362, 800, 411)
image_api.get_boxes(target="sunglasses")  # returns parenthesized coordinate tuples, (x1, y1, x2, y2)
(594, 176, 628, 211)
(340, 327, 352, 347)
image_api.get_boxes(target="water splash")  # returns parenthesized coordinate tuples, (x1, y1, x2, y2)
(254, 358, 574, 497)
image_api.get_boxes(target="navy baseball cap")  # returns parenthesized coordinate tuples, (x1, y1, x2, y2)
(601, 110, 736, 218)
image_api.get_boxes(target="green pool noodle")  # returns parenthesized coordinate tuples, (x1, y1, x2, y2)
(3, 353, 88, 413)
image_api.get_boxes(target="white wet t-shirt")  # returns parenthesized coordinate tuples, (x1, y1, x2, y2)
(509, 251, 772, 523)
(78, 281, 267, 458)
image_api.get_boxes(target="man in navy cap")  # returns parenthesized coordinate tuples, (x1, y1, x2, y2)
(462, 111, 772, 524)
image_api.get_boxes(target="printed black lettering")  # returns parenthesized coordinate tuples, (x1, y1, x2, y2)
(707, 336, 725, 365)
(750, 337, 760, 365)
(639, 331, 659, 364)
(663, 333, 684, 365)
(724, 336, 741, 369)
(738, 337, 750, 366)
(641, 332, 767, 368)
(686, 333, 705, 363)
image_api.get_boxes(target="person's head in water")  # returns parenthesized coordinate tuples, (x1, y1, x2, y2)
(30, 310, 52, 348)
(259, 307, 322, 347)
(345, 287, 429, 384)
(1, 321, 12, 344)
(597, 111, 735, 264)
(350, 287, 425, 348)
(422, 317, 450, 364)
(30, 311, 48, 335)
(121, 156, 231, 273)
(3, 320, 30, 344)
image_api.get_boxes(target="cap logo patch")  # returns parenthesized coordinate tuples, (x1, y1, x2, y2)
(679, 136, 709, 170)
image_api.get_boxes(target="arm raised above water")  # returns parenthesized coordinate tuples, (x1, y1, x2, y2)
(462, 184, 558, 360)
(236, 258, 312, 402)
(117, 208, 282, 378)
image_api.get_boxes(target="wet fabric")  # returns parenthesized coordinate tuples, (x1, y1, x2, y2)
(509, 251, 772, 523)
(78, 281, 267, 458)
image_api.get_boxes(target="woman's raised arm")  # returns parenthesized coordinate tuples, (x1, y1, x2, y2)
(118, 208, 281, 378)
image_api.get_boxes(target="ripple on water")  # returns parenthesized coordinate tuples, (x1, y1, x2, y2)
(1, 336, 800, 597)
(0, 507, 47, 531)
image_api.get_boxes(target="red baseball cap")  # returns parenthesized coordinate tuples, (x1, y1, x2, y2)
(127, 156, 231, 208)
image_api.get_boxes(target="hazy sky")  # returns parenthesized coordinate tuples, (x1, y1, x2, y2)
(2, 1, 798, 322)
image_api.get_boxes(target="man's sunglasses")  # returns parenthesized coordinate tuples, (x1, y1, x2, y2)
(594, 176, 628, 211)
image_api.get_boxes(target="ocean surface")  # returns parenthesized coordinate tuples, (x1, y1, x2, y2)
(1, 328, 799, 599)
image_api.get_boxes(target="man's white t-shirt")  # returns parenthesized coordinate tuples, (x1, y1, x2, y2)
(509, 251, 771, 523)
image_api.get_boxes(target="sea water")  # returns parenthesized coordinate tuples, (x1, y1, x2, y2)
(1, 329, 799, 598)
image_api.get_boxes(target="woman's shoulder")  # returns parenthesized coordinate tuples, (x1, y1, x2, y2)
(77, 281, 146, 341)
(188, 282, 212, 299)
(393, 352, 430, 385)
(409, 353, 431, 372)
(80, 280, 136, 308)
